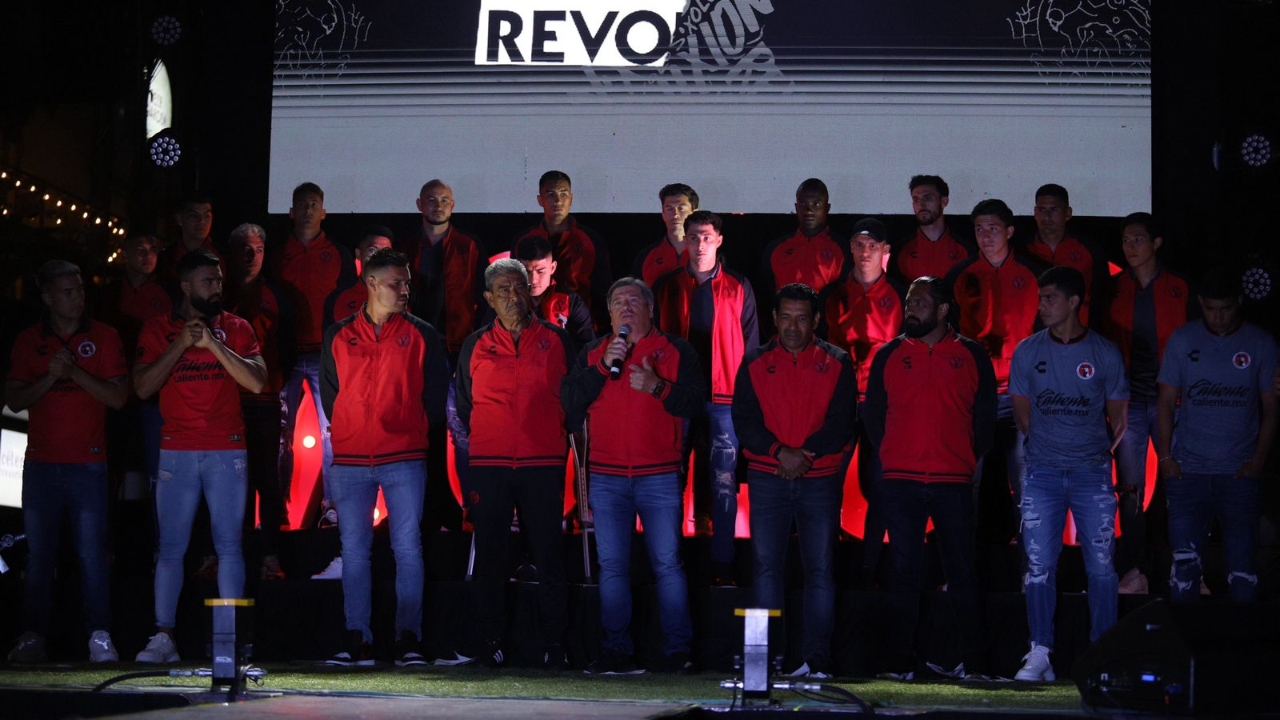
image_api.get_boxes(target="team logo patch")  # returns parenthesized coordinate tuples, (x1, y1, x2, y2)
(820, 248, 836, 262)
(949, 250, 960, 260)
(397, 334, 411, 348)
(213, 328, 227, 343)
(651, 349, 666, 363)
(1233, 352, 1252, 369)
(877, 296, 893, 309)
(1012, 277, 1028, 290)
(654, 256, 665, 266)
(77, 340, 97, 358)
(1076, 361, 1095, 380)
(1069, 251, 1082, 263)
(814, 362, 829, 374)
(949, 356, 964, 370)
(320, 251, 334, 263)
(1171, 286, 1183, 299)
(537, 337, 551, 351)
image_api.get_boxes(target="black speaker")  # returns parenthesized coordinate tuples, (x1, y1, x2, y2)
(1073, 599, 1280, 714)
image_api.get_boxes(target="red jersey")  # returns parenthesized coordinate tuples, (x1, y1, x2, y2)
(633, 237, 688, 288)
(136, 311, 261, 451)
(561, 329, 704, 477)
(8, 318, 126, 463)
(456, 318, 574, 469)
(1025, 235, 1106, 324)
(98, 275, 173, 361)
(521, 218, 611, 318)
(825, 272, 906, 399)
(945, 252, 1048, 392)
(762, 227, 850, 294)
(321, 310, 449, 467)
(653, 263, 759, 405)
(733, 338, 857, 478)
(404, 225, 487, 353)
(324, 280, 366, 330)
(227, 279, 294, 402)
(864, 330, 997, 484)
(896, 226, 973, 282)
(274, 231, 354, 353)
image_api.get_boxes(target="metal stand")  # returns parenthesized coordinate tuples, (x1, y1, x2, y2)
(205, 599, 256, 699)
(569, 430, 593, 584)
(723, 608, 782, 702)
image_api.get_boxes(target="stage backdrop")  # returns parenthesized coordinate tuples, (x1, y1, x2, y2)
(269, 0, 1151, 215)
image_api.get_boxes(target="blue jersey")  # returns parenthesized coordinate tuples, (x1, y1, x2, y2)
(1009, 329, 1129, 468)
(1157, 321, 1277, 474)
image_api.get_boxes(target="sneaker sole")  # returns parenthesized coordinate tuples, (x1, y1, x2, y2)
(433, 654, 476, 666)
(396, 659, 428, 667)
(1014, 671, 1055, 682)
(585, 669, 646, 676)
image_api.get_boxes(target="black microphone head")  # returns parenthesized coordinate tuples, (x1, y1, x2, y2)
(618, 323, 631, 339)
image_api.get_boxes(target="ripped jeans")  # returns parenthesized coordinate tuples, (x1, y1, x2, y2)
(1020, 460, 1117, 648)
(1166, 473, 1259, 603)
(155, 449, 248, 629)
(695, 402, 739, 564)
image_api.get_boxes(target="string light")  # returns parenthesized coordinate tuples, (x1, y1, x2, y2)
(55, 200, 62, 207)
(0, 166, 128, 233)
(69, 204, 76, 211)
(28, 185, 35, 192)
(42, 193, 50, 201)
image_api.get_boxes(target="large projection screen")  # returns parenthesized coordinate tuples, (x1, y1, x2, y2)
(270, 0, 1151, 215)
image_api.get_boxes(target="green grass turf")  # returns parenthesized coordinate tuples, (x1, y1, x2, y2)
(0, 665, 1084, 711)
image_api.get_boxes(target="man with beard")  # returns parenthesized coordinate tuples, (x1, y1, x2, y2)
(654, 211, 760, 585)
(895, 175, 974, 282)
(824, 218, 905, 587)
(513, 234, 595, 354)
(1009, 266, 1128, 682)
(133, 249, 267, 663)
(520, 171, 611, 330)
(863, 277, 997, 681)
(733, 283, 856, 679)
(403, 180, 486, 358)
(6, 261, 127, 664)
(634, 183, 698, 287)
(226, 223, 295, 580)
(321, 248, 448, 666)
(561, 278, 704, 675)
(454, 259, 575, 669)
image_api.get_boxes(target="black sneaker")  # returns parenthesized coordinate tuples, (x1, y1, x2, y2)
(656, 651, 695, 674)
(395, 632, 426, 667)
(543, 643, 570, 671)
(481, 640, 506, 669)
(584, 647, 644, 675)
(326, 629, 374, 666)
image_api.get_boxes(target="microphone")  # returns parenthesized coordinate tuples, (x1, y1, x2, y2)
(609, 324, 631, 380)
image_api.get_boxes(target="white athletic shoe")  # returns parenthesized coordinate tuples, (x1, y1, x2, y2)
(311, 556, 343, 580)
(88, 630, 119, 663)
(1014, 644, 1055, 682)
(135, 632, 180, 663)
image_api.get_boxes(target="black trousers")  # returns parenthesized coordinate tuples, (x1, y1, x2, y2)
(243, 400, 283, 556)
(469, 465, 568, 648)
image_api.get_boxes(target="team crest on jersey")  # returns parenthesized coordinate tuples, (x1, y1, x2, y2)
(1012, 277, 1028, 290)
(397, 334, 411, 348)
(949, 356, 964, 370)
(820, 248, 836, 262)
(650, 349, 666, 363)
(1233, 352, 1252, 369)
(1069, 251, 1082, 263)
(1076, 361, 1095, 380)
(320, 251, 334, 263)
(537, 337, 551, 352)
(213, 328, 227, 343)
(654, 256, 665, 266)
(814, 361, 829, 374)
(1170, 286, 1183, 299)
(77, 340, 97, 358)
(877, 296, 893, 309)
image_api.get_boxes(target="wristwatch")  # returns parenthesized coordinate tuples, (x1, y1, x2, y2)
(650, 379, 666, 398)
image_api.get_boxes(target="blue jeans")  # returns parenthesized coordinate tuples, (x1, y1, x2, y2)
(329, 461, 425, 642)
(748, 471, 841, 665)
(280, 352, 333, 505)
(155, 450, 248, 628)
(21, 462, 110, 634)
(1020, 460, 1118, 647)
(590, 472, 692, 657)
(1166, 473, 1259, 603)
(702, 402, 739, 564)
(1113, 400, 1157, 575)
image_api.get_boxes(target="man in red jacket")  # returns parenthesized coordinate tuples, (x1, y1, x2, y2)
(562, 278, 705, 675)
(513, 234, 595, 354)
(895, 175, 974, 282)
(1025, 184, 1107, 324)
(520, 170, 612, 330)
(863, 277, 997, 680)
(733, 283, 857, 679)
(320, 248, 449, 667)
(633, 183, 698, 287)
(455, 258, 575, 669)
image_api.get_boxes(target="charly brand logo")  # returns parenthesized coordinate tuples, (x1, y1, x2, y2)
(476, 0, 686, 66)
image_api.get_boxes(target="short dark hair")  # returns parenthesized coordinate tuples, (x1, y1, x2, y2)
(419, 179, 450, 196)
(539, 170, 571, 193)
(177, 191, 214, 212)
(776, 283, 820, 316)
(176, 249, 221, 282)
(362, 247, 409, 279)
(514, 234, 554, 263)
(909, 175, 950, 197)
(1035, 183, 1070, 206)
(292, 182, 324, 204)
(37, 260, 81, 292)
(123, 232, 160, 250)
(1038, 266, 1087, 307)
(659, 183, 699, 210)
(683, 209, 722, 234)
(796, 178, 829, 199)
(1198, 266, 1242, 301)
(358, 224, 396, 246)
(971, 199, 1014, 226)
(1122, 212, 1160, 239)
(909, 275, 952, 310)
(606, 277, 654, 311)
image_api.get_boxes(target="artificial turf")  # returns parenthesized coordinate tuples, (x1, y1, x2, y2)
(0, 665, 1084, 712)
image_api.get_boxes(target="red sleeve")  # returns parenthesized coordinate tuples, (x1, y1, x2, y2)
(96, 325, 128, 379)
(229, 318, 261, 358)
(7, 332, 41, 384)
(135, 318, 167, 365)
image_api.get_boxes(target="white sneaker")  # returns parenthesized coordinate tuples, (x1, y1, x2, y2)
(432, 650, 476, 666)
(1118, 568, 1149, 594)
(135, 632, 180, 663)
(318, 503, 339, 529)
(1014, 644, 1054, 682)
(785, 661, 830, 679)
(312, 556, 343, 580)
(89, 630, 119, 663)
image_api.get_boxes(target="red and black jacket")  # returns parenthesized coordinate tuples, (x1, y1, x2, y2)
(863, 329, 997, 484)
(824, 272, 906, 399)
(272, 231, 355, 354)
(653, 261, 759, 405)
(323, 279, 366, 331)
(732, 338, 857, 478)
(633, 237, 688, 288)
(894, 225, 975, 282)
(944, 251, 1048, 392)
(226, 277, 297, 404)
(533, 286, 595, 354)
(1102, 266, 1193, 368)
(761, 226, 851, 295)
(560, 328, 704, 477)
(519, 217, 612, 327)
(1025, 235, 1109, 324)
(401, 224, 486, 355)
(456, 317, 574, 469)
(321, 310, 448, 467)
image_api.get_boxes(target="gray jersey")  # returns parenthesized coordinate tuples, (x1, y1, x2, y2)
(1009, 329, 1129, 468)
(1157, 321, 1277, 474)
